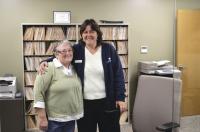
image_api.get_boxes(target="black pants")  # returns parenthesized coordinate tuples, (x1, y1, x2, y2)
(77, 98, 120, 132)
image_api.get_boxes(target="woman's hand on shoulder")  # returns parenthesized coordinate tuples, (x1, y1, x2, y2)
(37, 62, 48, 75)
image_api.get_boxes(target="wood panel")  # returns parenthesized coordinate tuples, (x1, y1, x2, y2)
(177, 9, 200, 116)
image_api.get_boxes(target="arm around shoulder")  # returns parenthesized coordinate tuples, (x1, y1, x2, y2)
(34, 63, 54, 103)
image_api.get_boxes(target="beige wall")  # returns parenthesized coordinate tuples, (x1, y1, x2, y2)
(0, 0, 175, 117)
(0, 0, 178, 118)
(177, 0, 200, 9)
(0, 0, 174, 86)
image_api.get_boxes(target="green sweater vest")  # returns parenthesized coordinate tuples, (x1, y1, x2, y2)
(34, 62, 83, 118)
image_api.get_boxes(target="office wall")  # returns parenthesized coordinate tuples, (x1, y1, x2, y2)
(0, 0, 174, 87)
(0, 0, 175, 117)
(177, 0, 200, 9)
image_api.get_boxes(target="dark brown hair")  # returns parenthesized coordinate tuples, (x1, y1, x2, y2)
(79, 19, 103, 47)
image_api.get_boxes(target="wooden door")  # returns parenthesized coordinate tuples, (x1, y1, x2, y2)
(177, 9, 200, 116)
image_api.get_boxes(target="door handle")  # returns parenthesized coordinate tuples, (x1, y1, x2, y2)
(178, 65, 185, 70)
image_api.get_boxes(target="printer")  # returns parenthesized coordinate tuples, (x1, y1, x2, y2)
(0, 77, 16, 98)
(138, 60, 181, 79)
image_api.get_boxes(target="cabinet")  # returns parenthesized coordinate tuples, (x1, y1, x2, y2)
(98, 24, 129, 124)
(0, 98, 24, 132)
(22, 23, 129, 131)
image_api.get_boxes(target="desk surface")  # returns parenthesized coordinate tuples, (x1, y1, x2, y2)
(0, 97, 23, 100)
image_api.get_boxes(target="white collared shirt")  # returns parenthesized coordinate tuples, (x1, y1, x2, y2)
(53, 58, 73, 76)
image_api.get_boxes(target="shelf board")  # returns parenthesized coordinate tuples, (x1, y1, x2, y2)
(24, 70, 37, 72)
(24, 55, 53, 57)
(103, 39, 128, 41)
(25, 99, 34, 101)
(25, 85, 34, 87)
(23, 39, 76, 42)
(25, 113, 37, 116)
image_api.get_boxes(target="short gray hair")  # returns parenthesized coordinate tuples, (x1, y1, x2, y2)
(53, 39, 73, 53)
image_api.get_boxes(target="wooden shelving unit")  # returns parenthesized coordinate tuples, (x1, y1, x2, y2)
(22, 23, 129, 131)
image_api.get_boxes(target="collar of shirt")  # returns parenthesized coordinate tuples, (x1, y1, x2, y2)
(53, 58, 73, 76)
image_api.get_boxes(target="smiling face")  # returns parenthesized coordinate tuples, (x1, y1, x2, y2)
(55, 42, 73, 67)
(79, 19, 103, 47)
(81, 25, 98, 46)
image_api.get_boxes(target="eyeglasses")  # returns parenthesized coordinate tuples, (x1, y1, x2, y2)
(57, 49, 73, 54)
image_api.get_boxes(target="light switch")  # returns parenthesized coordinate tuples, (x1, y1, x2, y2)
(140, 46, 148, 54)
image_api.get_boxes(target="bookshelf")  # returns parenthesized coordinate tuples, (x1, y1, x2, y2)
(22, 23, 129, 131)
(99, 24, 129, 125)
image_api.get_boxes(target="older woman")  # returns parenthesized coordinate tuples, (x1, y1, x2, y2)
(34, 40, 83, 132)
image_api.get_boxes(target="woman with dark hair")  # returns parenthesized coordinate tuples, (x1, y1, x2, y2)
(79, 19, 103, 47)
(74, 19, 126, 132)
(38, 19, 126, 132)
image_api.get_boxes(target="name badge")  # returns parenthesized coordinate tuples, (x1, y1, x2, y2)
(75, 60, 83, 63)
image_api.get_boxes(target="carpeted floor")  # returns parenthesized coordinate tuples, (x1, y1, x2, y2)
(27, 124, 133, 132)
(74, 124, 133, 132)
(120, 124, 133, 132)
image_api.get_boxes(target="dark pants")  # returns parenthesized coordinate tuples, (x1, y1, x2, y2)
(47, 120, 75, 132)
(77, 98, 121, 132)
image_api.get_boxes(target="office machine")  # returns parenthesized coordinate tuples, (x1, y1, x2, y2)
(138, 60, 181, 79)
(0, 77, 16, 98)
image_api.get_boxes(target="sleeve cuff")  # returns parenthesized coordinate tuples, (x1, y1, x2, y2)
(33, 101, 45, 108)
